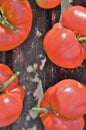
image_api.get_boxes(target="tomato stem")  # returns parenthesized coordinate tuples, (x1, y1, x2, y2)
(0, 7, 18, 32)
(32, 107, 54, 113)
(32, 107, 59, 117)
(78, 37, 86, 41)
(32, 107, 58, 115)
(77, 35, 86, 42)
(0, 72, 20, 92)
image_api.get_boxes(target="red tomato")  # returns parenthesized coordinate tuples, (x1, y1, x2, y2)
(0, 86, 25, 127)
(62, 6, 86, 36)
(43, 23, 84, 68)
(40, 86, 85, 130)
(49, 79, 86, 119)
(0, 64, 18, 90)
(0, 64, 25, 127)
(35, 0, 61, 9)
(0, 0, 32, 51)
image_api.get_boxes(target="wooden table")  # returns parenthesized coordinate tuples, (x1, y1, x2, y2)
(0, 0, 86, 130)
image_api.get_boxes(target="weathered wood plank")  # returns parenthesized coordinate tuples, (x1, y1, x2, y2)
(0, 52, 6, 64)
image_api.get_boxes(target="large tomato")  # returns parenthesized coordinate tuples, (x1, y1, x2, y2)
(35, 0, 61, 9)
(0, 0, 32, 51)
(62, 6, 86, 36)
(39, 84, 85, 130)
(32, 79, 86, 129)
(43, 23, 84, 68)
(0, 64, 25, 127)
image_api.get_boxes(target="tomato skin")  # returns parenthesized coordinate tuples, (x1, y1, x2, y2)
(62, 6, 86, 36)
(40, 87, 85, 130)
(50, 79, 86, 119)
(0, 0, 32, 51)
(52, 23, 63, 29)
(43, 23, 84, 68)
(0, 86, 25, 127)
(41, 113, 84, 130)
(35, 0, 61, 9)
(0, 64, 18, 90)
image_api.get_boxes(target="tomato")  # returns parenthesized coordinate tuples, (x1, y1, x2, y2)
(43, 23, 84, 68)
(39, 84, 85, 130)
(0, 64, 18, 90)
(0, 64, 25, 127)
(62, 6, 86, 36)
(49, 79, 86, 119)
(32, 79, 86, 129)
(0, 0, 32, 51)
(35, 0, 61, 9)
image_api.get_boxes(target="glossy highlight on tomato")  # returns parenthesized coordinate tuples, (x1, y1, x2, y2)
(62, 6, 86, 36)
(43, 23, 84, 68)
(0, 0, 32, 51)
(35, 0, 61, 9)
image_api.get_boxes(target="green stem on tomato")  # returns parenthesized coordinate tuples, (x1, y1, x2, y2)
(78, 37, 86, 42)
(0, 72, 20, 92)
(32, 107, 54, 113)
(0, 7, 18, 32)
(77, 35, 86, 42)
(32, 107, 58, 116)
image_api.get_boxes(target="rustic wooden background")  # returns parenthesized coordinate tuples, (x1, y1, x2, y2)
(0, 0, 86, 130)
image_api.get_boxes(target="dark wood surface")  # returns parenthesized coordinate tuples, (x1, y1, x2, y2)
(0, 0, 86, 130)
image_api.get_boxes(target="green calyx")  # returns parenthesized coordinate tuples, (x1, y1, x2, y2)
(0, 7, 18, 32)
(0, 72, 20, 92)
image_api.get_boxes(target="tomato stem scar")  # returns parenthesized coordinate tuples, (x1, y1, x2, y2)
(0, 72, 20, 92)
(0, 7, 18, 32)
